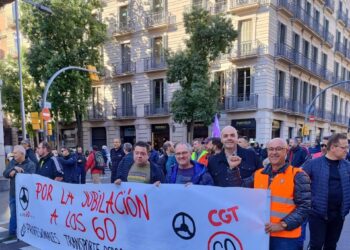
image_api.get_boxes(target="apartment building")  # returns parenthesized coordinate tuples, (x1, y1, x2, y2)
(80, 0, 350, 149)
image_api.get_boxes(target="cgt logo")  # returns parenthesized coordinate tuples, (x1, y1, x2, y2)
(19, 187, 29, 211)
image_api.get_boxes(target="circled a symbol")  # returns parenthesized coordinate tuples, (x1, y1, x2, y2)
(19, 187, 29, 211)
(172, 212, 196, 240)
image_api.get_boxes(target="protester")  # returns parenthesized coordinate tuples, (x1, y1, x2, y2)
(85, 145, 104, 184)
(287, 138, 310, 167)
(102, 145, 111, 168)
(191, 138, 208, 166)
(116, 143, 134, 179)
(157, 141, 176, 176)
(166, 142, 213, 185)
(208, 126, 261, 186)
(110, 138, 125, 183)
(21, 139, 39, 167)
(36, 141, 64, 181)
(312, 136, 329, 159)
(2, 145, 36, 241)
(205, 137, 223, 157)
(76, 146, 87, 184)
(58, 146, 78, 183)
(148, 141, 160, 164)
(114, 141, 163, 185)
(302, 133, 350, 250)
(237, 136, 250, 149)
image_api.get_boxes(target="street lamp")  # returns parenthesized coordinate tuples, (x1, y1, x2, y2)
(13, 0, 52, 140)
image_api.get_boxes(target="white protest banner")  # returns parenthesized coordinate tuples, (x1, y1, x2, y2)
(16, 174, 270, 250)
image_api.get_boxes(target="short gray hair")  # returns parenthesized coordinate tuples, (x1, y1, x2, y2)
(174, 142, 192, 152)
(14, 145, 26, 157)
(123, 143, 133, 153)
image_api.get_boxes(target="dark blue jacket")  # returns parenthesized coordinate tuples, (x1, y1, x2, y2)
(75, 152, 86, 169)
(149, 149, 159, 164)
(26, 148, 39, 168)
(302, 156, 350, 219)
(110, 147, 125, 171)
(58, 153, 78, 183)
(208, 146, 262, 187)
(117, 153, 164, 183)
(166, 160, 213, 185)
(37, 153, 64, 180)
(288, 145, 309, 167)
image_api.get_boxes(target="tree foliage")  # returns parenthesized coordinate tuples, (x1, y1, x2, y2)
(167, 9, 237, 140)
(20, 0, 107, 146)
(0, 54, 41, 128)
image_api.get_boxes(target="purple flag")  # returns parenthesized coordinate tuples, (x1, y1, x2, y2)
(211, 114, 220, 137)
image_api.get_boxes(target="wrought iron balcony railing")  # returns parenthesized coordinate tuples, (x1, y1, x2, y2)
(113, 106, 136, 118)
(144, 102, 170, 116)
(145, 11, 176, 28)
(114, 21, 135, 34)
(229, 40, 265, 59)
(224, 94, 258, 111)
(113, 61, 136, 75)
(143, 56, 167, 72)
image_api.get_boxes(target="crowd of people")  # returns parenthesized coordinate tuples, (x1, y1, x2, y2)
(2, 126, 350, 250)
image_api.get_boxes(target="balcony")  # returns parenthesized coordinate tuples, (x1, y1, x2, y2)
(113, 21, 135, 36)
(322, 29, 334, 47)
(143, 56, 167, 72)
(229, 40, 265, 61)
(113, 61, 136, 76)
(273, 96, 307, 115)
(337, 10, 348, 26)
(112, 106, 137, 119)
(276, 0, 294, 16)
(335, 41, 347, 58)
(229, 0, 261, 15)
(324, 0, 334, 14)
(144, 102, 170, 117)
(87, 108, 106, 120)
(275, 43, 334, 83)
(224, 94, 258, 111)
(190, 0, 211, 11)
(292, 8, 325, 41)
(145, 11, 176, 29)
(212, 1, 227, 14)
(331, 113, 348, 126)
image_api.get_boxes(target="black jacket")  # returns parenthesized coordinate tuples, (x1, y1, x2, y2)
(117, 153, 164, 183)
(76, 152, 86, 169)
(37, 153, 64, 180)
(110, 147, 125, 171)
(208, 146, 262, 187)
(26, 148, 39, 168)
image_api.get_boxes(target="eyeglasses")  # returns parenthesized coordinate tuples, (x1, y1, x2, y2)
(321, 144, 327, 148)
(267, 147, 286, 152)
(334, 145, 349, 150)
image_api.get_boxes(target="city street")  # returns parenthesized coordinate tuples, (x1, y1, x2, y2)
(1, 167, 350, 249)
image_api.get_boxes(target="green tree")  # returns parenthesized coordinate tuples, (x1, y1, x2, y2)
(0, 54, 41, 130)
(21, 0, 107, 146)
(167, 9, 237, 141)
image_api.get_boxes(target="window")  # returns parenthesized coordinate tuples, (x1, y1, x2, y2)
(239, 19, 252, 43)
(302, 81, 309, 105)
(324, 18, 329, 34)
(341, 67, 346, 81)
(291, 77, 299, 102)
(279, 23, 286, 44)
(214, 71, 227, 105)
(314, 9, 320, 24)
(321, 53, 328, 69)
(121, 83, 132, 114)
(275, 70, 285, 97)
(334, 62, 339, 81)
(332, 94, 338, 119)
(121, 43, 131, 63)
(340, 98, 344, 117)
(293, 33, 300, 52)
(303, 40, 310, 58)
(319, 90, 326, 114)
(119, 5, 128, 28)
(305, 1, 311, 15)
(309, 85, 316, 104)
(151, 79, 166, 110)
(311, 46, 318, 63)
(152, 37, 163, 65)
(336, 30, 341, 44)
(237, 68, 251, 101)
(153, 0, 163, 12)
(92, 87, 103, 118)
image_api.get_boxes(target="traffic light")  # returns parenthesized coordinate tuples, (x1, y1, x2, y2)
(30, 112, 40, 130)
(47, 122, 52, 136)
(87, 65, 99, 81)
(302, 125, 310, 136)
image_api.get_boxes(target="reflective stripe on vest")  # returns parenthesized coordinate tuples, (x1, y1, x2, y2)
(191, 150, 208, 161)
(254, 165, 303, 238)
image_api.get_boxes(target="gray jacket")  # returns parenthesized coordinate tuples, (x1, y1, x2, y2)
(3, 158, 36, 197)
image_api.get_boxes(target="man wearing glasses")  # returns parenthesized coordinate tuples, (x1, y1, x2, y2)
(231, 138, 311, 250)
(302, 133, 350, 250)
(312, 136, 329, 159)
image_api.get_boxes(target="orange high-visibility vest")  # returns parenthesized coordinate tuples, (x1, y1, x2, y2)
(254, 165, 303, 238)
(191, 150, 208, 167)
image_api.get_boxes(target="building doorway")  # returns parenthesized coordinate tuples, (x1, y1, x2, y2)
(151, 124, 169, 150)
(120, 126, 136, 144)
(91, 127, 106, 150)
(231, 119, 256, 140)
